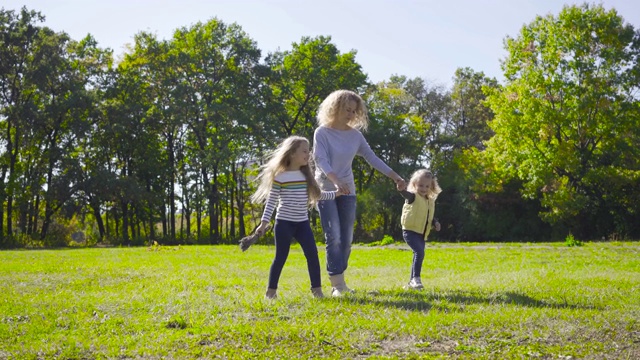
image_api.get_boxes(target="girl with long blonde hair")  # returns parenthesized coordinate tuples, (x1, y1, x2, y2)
(252, 136, 343, 299)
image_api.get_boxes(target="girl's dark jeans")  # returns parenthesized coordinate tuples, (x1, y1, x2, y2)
(268, 219, 321, 289)
(403, 229, 425, 279)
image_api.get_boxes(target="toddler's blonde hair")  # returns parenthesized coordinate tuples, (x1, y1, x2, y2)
(316, 90, 369, 131)
(251, 136, 322, 206)
(407, 169, 442, 199)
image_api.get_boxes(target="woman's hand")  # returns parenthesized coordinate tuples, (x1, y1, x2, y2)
(326, 173, 350, 195)
(333, 181, 350, 195)
(388, 171, 406, 191)
(394, 177, 406, 191)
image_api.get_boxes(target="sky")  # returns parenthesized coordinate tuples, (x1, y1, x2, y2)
(4, 0, 640, 87)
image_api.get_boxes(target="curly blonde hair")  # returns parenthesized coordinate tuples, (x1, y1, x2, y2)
(251, 136, 322, 206)
(316, 90, 369, 131)
(407, 169, 442, 200)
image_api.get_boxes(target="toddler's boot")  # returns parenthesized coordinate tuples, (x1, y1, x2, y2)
(406, 277, 424, 290)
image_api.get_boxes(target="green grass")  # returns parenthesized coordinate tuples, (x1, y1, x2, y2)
(1, 242, 638, 359)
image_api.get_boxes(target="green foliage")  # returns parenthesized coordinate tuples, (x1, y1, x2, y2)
(433, 68, 503, 241)
(565, 233, 583, 247)
(439, 162, 554, 242)
(265, 36, 368, 139)
(448, 67, 498, 151)
(481, 3, 640, 239)
(366, 76, 450, 171)
(367, 234, 398, 246)
(354, 188, 393, 242)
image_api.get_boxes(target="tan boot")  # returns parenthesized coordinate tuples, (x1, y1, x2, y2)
(329, 274, 350, 297)
(265, 288, 277, 299)
(311, 287, 324, 298)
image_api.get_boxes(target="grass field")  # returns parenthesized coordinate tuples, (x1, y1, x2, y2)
(1, 241, 638, 359)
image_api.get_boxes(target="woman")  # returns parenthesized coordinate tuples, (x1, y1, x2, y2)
(313, 89, 406, 296)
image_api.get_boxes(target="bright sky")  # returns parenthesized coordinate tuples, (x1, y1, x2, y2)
(4, 0, 640, 87)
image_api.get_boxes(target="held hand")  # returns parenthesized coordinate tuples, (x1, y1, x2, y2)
(395, 178, 407, 191)
(335, 181, 350, 195)
(434, 221, 441, 232)
(327, 173, 350, 195)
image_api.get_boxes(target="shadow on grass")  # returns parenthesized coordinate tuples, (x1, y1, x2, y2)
(337, 289, 598, 312)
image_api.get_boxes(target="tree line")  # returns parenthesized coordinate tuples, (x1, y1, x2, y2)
(0, 3, 638, 247)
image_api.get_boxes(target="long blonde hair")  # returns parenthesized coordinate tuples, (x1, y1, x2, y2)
(316, 89, 369, 131)
(407, 169, 442, 200)
(251, 136, 322, 206)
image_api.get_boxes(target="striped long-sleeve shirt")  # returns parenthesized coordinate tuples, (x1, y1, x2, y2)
(261, 170, 336, 222)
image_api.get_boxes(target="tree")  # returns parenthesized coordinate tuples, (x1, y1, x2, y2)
(446, 67, 497, 151)
(265, 36, 368, 139)
(87, 54, 163, 244)
(355, 77, 448, 240)
(0, 8, 112, 244)
(169, 18, 263, 243)
(0, 8, 46, 245)
(432, 68, 548, 242)
(34, 34, 109, 241)
(480, 3, 640, 239)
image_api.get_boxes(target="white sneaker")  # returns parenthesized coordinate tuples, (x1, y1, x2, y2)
(406, 277, 424, 290)
(331, 285, 355, 297)
(331, 287, 344, 297)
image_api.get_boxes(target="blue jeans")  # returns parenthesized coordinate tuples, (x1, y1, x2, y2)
(403, 230, 425, 279)
(268, 219, 321, 289)
(317, 195, 357, 276)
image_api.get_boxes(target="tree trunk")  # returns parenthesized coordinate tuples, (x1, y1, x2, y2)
(6, 123, 21, 238)
(114, 209, 119, 242)
(30, 194, 39, 235)
(168, 133, 176, 242)
(195, 175, 201, 242)
(184, 185, 191, 241)
(202, 166, 217, 244)
(18, 199, 28, 234)
(179, 205, 184, 240)
(129, 208, 136, 242)
(236, 174, 246, 238)
(161, 202, 167, 238)
(210, 196, 216, 244)
(121, 199, 129, 245)
(212, 167, 219, 243)
(40, 138, 56, 240)
(146, 180, 155, 240)
(90, 197, 105, 240)
(0, 168, 6, 244)
(229, 167, 235, 239)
